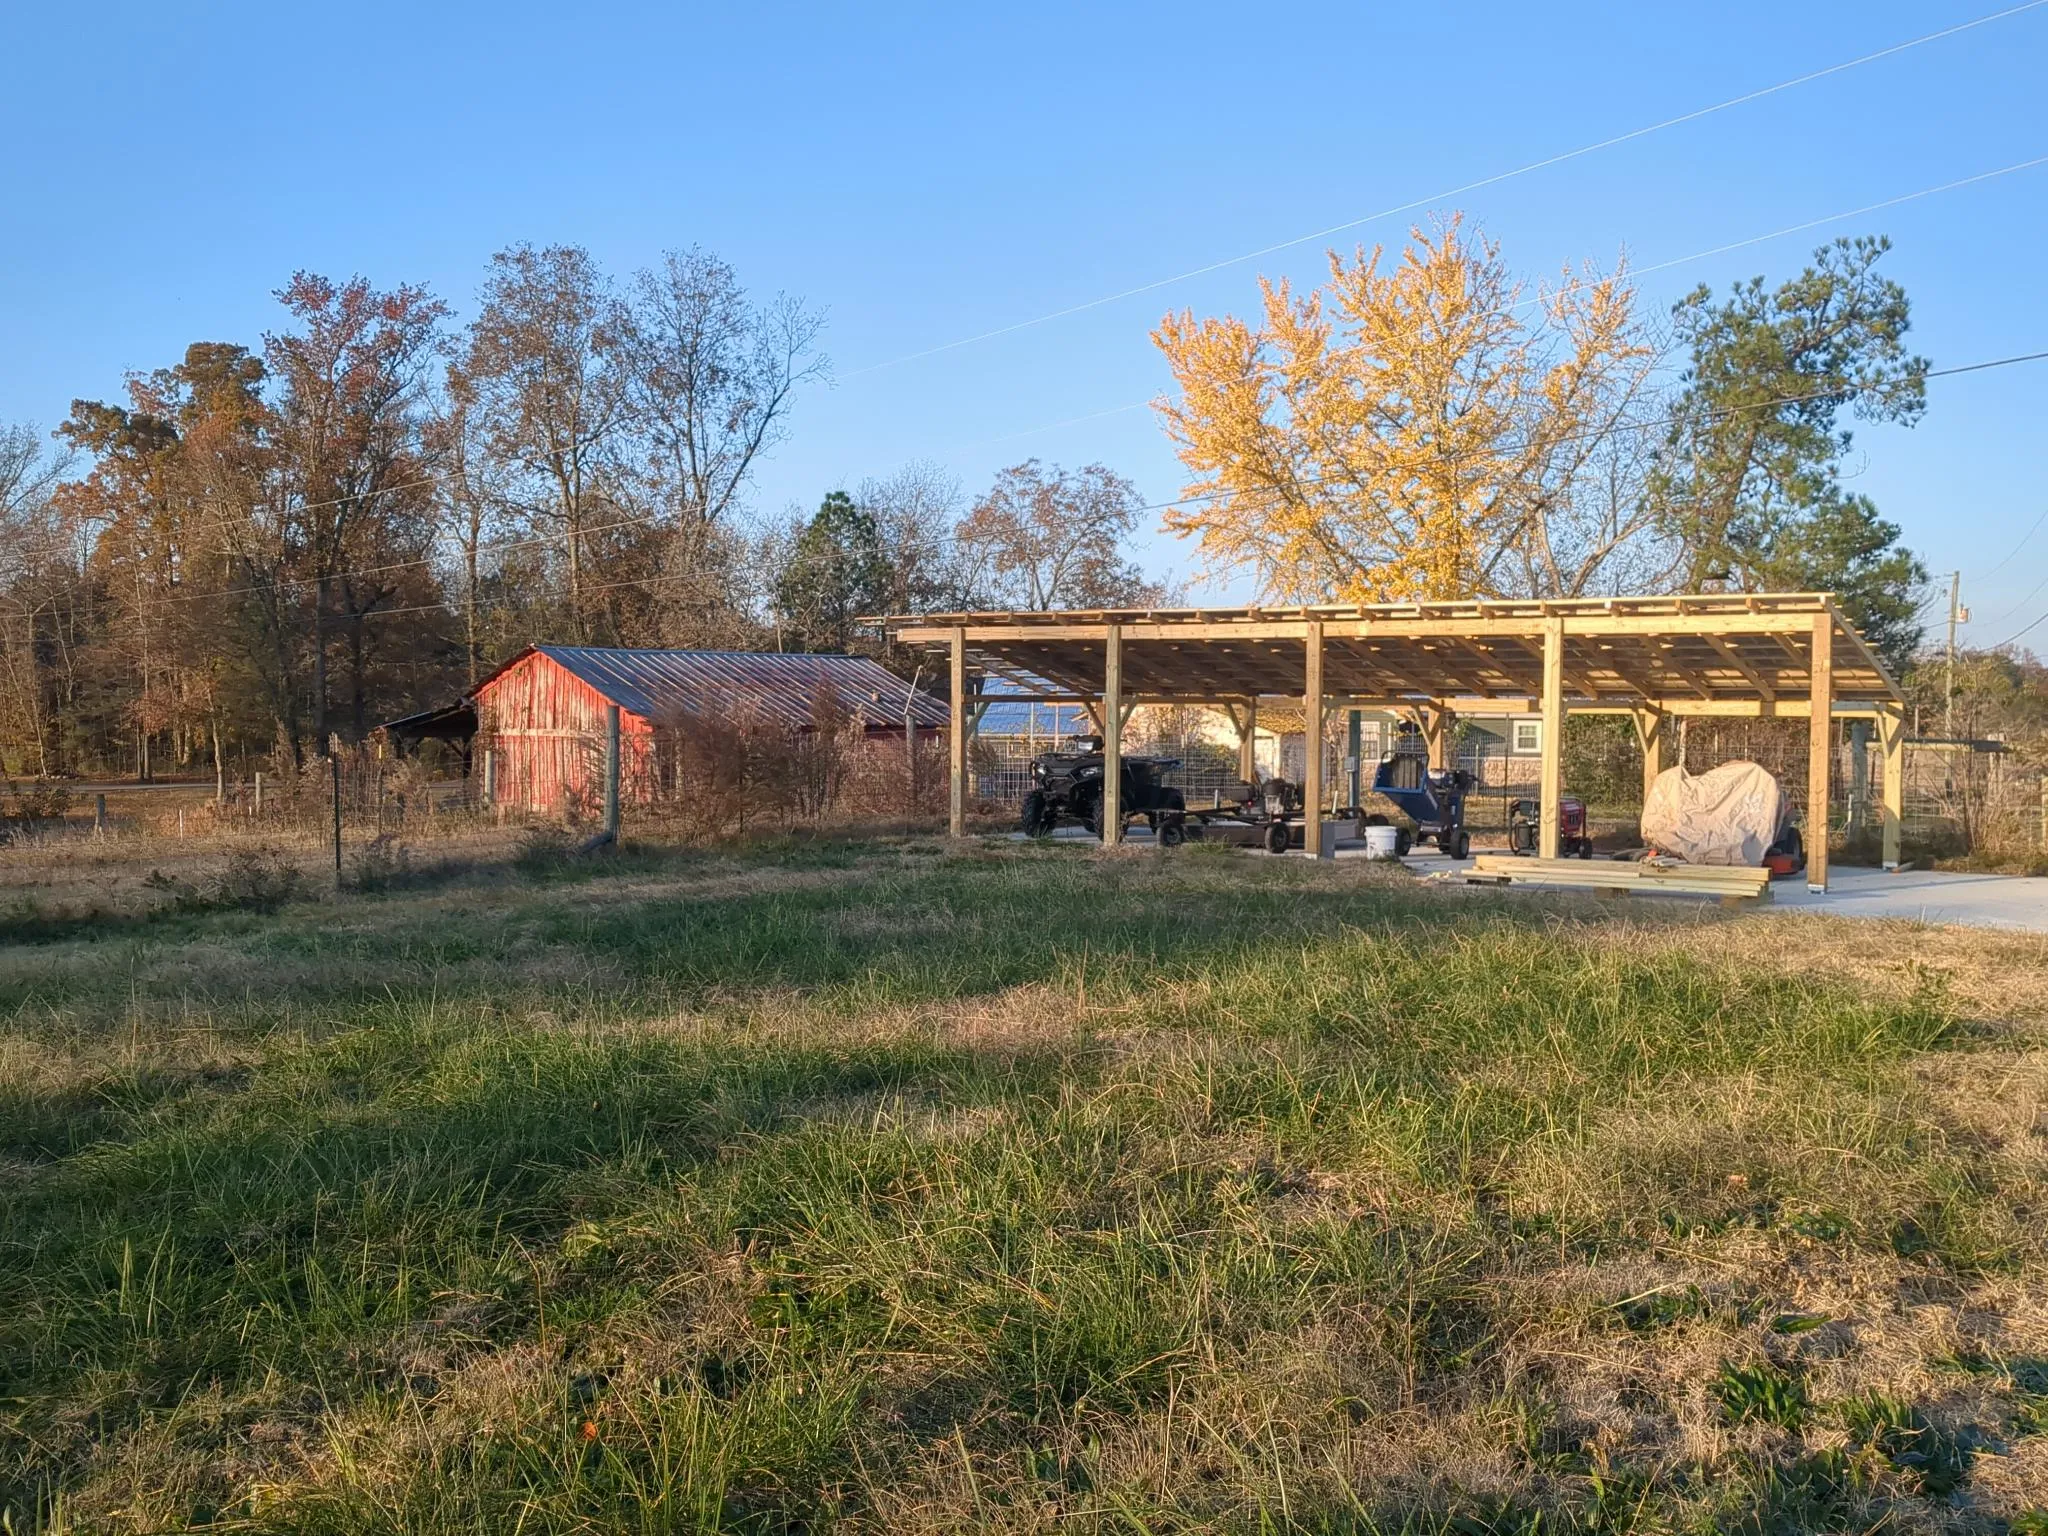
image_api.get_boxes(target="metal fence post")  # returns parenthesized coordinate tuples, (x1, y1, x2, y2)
(330, 754, 343, 889)
(604, 704, 621, 846)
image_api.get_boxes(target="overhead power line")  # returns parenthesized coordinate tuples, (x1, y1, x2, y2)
(956, 152, 2048, 453)
(843, 0, 2048, 378)
(1974, 505, 2048, 580)
(139, 345, 2048, 618)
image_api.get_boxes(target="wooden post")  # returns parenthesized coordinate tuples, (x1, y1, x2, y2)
(1238, 697, 1258, 784)
(1303, 620, 1328, 858)
(1632, 707, 1666, 809)
(1101, 624, 1123, 844)
(1847, 719, 1871, 841)
(94, 793, 107, 836)
(948, 628, 967, 839)
(1346, 708, 1363, 808)
(602, 703, 621, 846)
(1878, 705, 1905, 872)
(330, 754, 343, 889)
(482, 748, 496, 810)
(1539, 617, 1565, 860)
(253, 771, 264, 817)
(1421, 705, 1450, 772)
(1807, 613, 1834, 892)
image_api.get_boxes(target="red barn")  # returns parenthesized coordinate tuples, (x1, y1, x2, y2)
(471, 645, 948, 814)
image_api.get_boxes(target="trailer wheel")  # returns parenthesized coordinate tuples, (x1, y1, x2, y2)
(1263, 822, 1290, 855)
(1160, 819, 1186, 849)
(1394, 828, 1414, 858)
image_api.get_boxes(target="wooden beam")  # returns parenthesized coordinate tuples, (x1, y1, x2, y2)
(1703, 635, 1777, 700)
(1303, 621, 1328, 856)
(1539, 617, 1565, 860)
(895, 612, 1829, 646)
(948, 627, 967, 839)
(1877, 704, 1905, 872)
(1807, 613, 1833, 892)
(1101, 624, 1123, 846)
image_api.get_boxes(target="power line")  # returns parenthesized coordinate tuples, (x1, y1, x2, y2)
(1991, 606, 2048, 648)
(843, 0, 2048, 378)
(314, 345, 2048, 620)
(1974, 505, 2048, 580)
(952, 152, 2048, 454)
(128, 345, 2048, 613)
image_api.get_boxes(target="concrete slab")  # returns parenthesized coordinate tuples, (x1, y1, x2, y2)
(1395, 846, 2048, 933)
(1001, 824, 2048, 933)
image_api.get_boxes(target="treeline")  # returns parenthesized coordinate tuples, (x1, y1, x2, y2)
(0, 246, 1161, 780)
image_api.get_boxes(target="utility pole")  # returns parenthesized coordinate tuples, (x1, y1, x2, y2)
(1944, 572, 1969, 739)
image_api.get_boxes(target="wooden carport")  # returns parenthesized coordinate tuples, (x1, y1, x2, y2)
(878, 593, 1908, 891)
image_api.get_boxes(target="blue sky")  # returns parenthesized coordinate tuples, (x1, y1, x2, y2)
(3, 1, 2045, 647)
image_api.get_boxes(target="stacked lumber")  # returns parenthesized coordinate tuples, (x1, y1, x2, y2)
(1462, 854, 1771, 904)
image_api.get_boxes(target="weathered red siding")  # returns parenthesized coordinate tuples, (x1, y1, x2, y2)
(474, 651, 654, 814)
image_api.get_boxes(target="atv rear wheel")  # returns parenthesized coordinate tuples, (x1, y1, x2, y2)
(1159, 819, 1186, 849)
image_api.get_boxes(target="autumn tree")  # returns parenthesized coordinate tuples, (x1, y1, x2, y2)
(1153, 215, 1661, 603)
(1651, 236, 1929, 672)
(0, 424, 77, 776)
(460, 245, 633, 641)
(954, 460, 1160, 611)
(267, 274, 449, 741)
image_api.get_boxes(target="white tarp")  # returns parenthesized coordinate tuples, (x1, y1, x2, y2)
(1640, 760, 1789, 866)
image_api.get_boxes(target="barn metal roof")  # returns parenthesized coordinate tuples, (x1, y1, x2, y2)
(517, 646, 949, 730)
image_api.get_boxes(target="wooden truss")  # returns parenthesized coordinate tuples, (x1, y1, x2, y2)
(875, 593, 1909, 890)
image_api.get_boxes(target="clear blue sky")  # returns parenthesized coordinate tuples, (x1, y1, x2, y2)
(4, 1, 2044, 647)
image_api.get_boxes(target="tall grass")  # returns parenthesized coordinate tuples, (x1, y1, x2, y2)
(0, 839, 2041, 1532)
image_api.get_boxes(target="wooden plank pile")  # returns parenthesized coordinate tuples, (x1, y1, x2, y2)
(1461, 854, 1772, 905)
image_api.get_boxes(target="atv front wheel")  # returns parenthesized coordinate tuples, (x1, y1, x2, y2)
(1020, 790, 1053, 837)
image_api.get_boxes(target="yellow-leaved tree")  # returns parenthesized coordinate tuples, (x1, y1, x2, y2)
(1153, 215, 1668, 603)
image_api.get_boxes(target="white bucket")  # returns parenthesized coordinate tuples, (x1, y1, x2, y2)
(1363, 824, 1402, 861)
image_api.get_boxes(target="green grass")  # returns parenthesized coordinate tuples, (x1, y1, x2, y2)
(0, 836, 2042, 1533)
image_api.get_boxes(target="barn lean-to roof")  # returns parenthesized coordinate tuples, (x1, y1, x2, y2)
(474, 645, 949, 732)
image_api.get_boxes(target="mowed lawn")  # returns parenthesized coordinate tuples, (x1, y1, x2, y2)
(4, 838, 2047, 1534)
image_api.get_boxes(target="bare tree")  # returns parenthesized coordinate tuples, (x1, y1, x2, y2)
(855, 460, 972, 613)
(462, 245, 634, 640)
(954, 460, 1163, 611)
(625, 247, 827, 535)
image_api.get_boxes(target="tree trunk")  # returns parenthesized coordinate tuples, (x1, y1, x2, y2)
(350, 613, 367, 741)
(311, 577, 329, 746)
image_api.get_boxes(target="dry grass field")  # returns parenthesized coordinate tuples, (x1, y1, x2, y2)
(4, 826, 2047, 1533)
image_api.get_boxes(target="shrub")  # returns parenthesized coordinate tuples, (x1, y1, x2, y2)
(142, 844, 305, 914)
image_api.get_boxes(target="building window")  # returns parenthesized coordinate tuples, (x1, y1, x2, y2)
(1512, 720, 1542, 756)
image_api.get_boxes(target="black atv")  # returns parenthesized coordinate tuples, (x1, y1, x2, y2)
(1020, 736, 1188, 845)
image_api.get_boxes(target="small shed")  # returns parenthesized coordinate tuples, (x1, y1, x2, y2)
(472, 645, 947, 814)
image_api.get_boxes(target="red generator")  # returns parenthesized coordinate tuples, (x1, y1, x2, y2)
(1509, 796, 1594, 859)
